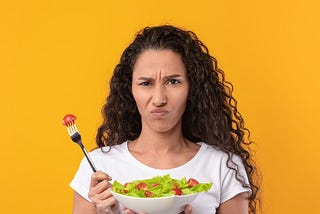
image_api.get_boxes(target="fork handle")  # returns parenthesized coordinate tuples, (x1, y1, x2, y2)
(78, 141, 97, 172)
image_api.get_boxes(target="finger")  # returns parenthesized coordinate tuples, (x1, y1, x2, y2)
(88, 179, 113, 201)
(90, 171, 112, 187)
(123, 208, 136, 214)
(97, 187, 114, 200)
(183, 204, 192, 214)
(89, 180, 110, 200)
(123, 208, 134, 214)
(95, 196, 118, 210)
(123, 208, 146, 214)
(89, 186, 114, 203)
(94, 179, 112, 192)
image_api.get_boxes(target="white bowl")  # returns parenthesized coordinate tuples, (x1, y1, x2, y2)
(111, 191, 198, 214)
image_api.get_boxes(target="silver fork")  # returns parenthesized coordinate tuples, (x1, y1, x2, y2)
(63, 115, 97, 172)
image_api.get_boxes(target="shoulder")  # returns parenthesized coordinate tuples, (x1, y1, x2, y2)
(198, 142, 244, 168)
(198, 142, 228, 159)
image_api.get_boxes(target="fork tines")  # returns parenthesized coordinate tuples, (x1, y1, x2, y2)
(65, 122, 81, 143)
(66, 121, 78, 135)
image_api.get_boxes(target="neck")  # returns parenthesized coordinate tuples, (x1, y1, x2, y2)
(127, 122, 201, 170)
(132, 123, 187, 154)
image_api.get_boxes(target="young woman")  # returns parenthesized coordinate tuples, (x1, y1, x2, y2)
(70, 25, 259, 214)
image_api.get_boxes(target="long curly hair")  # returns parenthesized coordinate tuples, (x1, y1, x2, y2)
(96, 25, 260, 213)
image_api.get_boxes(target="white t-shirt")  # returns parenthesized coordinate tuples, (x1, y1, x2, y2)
(70, 141, 251, 213)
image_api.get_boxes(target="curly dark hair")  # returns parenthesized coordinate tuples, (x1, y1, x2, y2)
(96, 25, 260, 213)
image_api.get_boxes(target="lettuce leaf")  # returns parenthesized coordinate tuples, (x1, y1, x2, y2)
(112, 174, 212, 198)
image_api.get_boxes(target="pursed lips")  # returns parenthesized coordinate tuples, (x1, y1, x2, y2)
(150, 108, 169, 117)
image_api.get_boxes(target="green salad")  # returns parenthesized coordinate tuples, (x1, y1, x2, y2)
(112, 174, 212, 198)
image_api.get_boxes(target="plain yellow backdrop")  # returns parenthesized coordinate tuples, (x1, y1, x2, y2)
(1, 0, 319, 213)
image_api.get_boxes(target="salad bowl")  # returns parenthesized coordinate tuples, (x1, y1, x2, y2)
(111, 190, 198, 214)
(110, 174, 212, 214)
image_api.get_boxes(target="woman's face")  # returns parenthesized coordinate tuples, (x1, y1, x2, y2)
(132, 49, 189, 133)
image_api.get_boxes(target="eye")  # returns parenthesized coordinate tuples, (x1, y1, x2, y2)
(167, 79, 181, 85)
(138, 81, 150, 86)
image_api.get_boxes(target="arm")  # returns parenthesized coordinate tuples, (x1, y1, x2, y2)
(73, 191, 96, 214)
(217, 192, 249, 214)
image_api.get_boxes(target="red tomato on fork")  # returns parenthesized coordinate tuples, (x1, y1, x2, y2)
(62, 114, 77, 126)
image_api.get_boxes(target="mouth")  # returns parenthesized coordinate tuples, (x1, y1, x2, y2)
(150, 109, 169, 117)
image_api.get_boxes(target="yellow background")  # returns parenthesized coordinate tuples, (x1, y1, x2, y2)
(1, 0, 319, 213)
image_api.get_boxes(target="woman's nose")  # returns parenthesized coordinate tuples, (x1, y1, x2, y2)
(152, 86, 167, 107)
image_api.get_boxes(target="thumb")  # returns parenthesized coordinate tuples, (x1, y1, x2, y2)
(184, 204, 192, 214)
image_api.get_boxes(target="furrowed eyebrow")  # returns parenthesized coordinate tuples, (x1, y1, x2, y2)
(136, 74, 183, 81)
(164, 74, 182, 79)
(136, 77, 154, 81)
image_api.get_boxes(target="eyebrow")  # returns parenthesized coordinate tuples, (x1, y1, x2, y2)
(136, 74, 183, 81)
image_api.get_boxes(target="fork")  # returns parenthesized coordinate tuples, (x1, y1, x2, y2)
(62, 114, 97, 172)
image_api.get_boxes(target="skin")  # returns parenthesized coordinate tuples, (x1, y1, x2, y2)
(72, 49, 249, 213)
(129, 49, 199, 170)
(217, 192, 249, 214)
(132, 49, 189, 137)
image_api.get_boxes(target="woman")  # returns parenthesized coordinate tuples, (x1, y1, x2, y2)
(70, 25, 259, 214)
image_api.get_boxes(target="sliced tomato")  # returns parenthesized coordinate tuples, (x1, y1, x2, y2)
(172, 187, 183, 195)
(145, 190, 153, 197)
(117, 188, 128, 194)
(136, 182, 148, 190)
(187, 178, 199, 188)
(151, 183, 160, 187)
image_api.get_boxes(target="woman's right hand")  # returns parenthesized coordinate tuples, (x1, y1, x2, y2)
(88, 171, 119, 214)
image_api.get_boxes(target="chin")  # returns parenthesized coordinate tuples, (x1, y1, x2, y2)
(149, 121, 180, 133)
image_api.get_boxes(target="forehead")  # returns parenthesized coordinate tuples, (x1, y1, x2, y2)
(133, 49, 186, 76)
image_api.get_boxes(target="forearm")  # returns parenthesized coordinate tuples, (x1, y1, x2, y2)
(72, 191, 96, 214)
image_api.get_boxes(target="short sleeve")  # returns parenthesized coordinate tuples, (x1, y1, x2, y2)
(69, 157, 93, 202)
(220, 155, 251, 203)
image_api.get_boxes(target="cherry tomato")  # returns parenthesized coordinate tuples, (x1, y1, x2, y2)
(62, 114, 77, 126)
